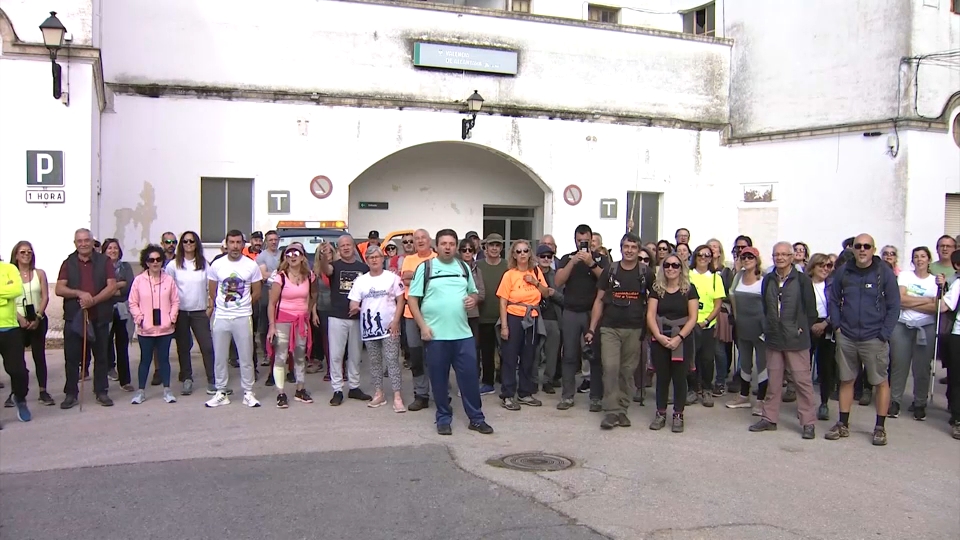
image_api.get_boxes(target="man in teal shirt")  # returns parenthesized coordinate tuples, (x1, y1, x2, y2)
(408, 229, 493, 436)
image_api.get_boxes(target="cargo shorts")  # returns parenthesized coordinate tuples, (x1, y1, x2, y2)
(836, 331, 889, 386)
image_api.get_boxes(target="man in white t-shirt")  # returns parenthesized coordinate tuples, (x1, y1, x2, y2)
(205, 229, 263, 408)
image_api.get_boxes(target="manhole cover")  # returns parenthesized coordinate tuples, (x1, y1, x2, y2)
(487, 453, 575, 472)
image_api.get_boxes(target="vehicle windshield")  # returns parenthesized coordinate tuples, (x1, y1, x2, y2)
(276, 230, 361, 266)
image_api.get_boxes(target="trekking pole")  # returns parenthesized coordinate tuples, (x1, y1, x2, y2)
(930, 286, 943, 406)
(79, 309, 89, 412)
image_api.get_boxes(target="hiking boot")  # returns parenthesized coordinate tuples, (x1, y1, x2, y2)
(329, 391, 344, 406)
(617, 412, 631, 427)
(749, 419, 777, 432)
(671, 412, 684, 433)
(347, 388, 372, 401)
(858, 388, 872, 406)
(516, 395, 542, 407)
(600, 413, 619, 430)
(500, 397, 521, 411)
(825, 422, 850, 441)
(589, 399, 602, 412)
(872, 426, 888, 446)
(802, 425, 815, 440)
(649, 411, 667, 430)
(407, 396, 429, 411)
(276, 393, 289, 409)
(701, 391, 714, 408)
(556, 399, 574, 410)
(817, 403, 830, 421)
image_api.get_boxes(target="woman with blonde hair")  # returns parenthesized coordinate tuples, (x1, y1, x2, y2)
(707, 238, 735, 397)
(9, 241, 55, 405)
(880, 245, 900, 276)
(806, 252, 836, 420)
(267, 244, 318, 408)
(496, 239, 549, 411)
(726, 246, 768, 415)
(646, 253, 699, 432)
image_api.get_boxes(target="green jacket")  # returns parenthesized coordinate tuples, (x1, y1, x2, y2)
(0, 262, 24, 329)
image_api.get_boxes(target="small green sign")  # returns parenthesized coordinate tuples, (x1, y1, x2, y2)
(413, 42, 518, 75)
(359, 201, 389, 210)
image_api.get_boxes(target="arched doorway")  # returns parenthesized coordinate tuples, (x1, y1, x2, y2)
(348, 142, 551, 243)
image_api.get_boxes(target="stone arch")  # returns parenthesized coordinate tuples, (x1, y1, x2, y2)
(0, 8, 22, 50)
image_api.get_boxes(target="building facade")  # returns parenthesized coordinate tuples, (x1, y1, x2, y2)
(0, 0, 958, 329)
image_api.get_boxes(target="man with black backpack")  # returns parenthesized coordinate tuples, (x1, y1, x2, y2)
(586, 233, 655, 430)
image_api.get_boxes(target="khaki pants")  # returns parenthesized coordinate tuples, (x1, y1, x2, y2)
(600, 327, 642, 414)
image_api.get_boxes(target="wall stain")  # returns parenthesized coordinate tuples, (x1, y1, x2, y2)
(693, 131, 702, 176)
(391, 184, 401, 192)
(419, 187, 430, 192)
(397, 124, 403, 146)
(356, 120, 362, 139)
(450, 202, 461, 214)
(113, 182, 157, 257)
(510, 118, 522, 155)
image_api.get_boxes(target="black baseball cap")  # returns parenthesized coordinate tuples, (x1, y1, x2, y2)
(465, 231, 480, 240)
(368, 230, 381, 240)
(250, 231, 264, 240)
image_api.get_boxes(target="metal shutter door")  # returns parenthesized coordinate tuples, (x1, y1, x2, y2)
(945, 195, 960, 238)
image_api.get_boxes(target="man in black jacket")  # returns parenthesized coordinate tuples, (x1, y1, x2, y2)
(55, 228, 118, 408)
(749, 242, 819, 439)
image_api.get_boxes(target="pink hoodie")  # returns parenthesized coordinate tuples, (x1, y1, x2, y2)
(128, 271, 180, 336)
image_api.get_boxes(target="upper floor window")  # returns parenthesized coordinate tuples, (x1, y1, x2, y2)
(510, 0, 531, 13)
(683, 2, 716, 36)
(588, 4, 620, 24)
(953, 0, 960, 14)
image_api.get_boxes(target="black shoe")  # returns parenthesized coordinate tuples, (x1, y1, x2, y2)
(600, 413, 619, 430)
(617, 412, 631, 427)
(802, 425, 815, 439)
(408, 396, 429, 411)
(914, 406, 926, 421)
(60, 394, 78, 409)
(889, 401, 900, 418)
(96, 393, 114, 407)
(3, 394, 13, 408)
(817, 403, 830, 421)
(437, 424, 453, 436)
(276, 393, 289, 409)
(577, 380, 590, 394)
(150, 372, 161, 386)
(286, 372, 296, 384)
(329, 391, 344, 406)
(348, 388, 372, 401)
(542, 383, 556, 395)
(469, 421, 494, 434)
(711, 384, 725, 397)
(908, 403, 916, 413)
(749, 419, 777, 432)
(295, 389, 314, 403)
(229, 358, 240, 368)
(858, 388, 873, 406)
(265, 373, 275, 387)
(589, 399, 602, 412)
(38, 391, 55, 406)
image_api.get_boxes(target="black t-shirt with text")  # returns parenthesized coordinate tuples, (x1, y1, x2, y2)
(329, 259, 369, 319)
(597, 263, 656, 329)
(557, 250, 609, 312)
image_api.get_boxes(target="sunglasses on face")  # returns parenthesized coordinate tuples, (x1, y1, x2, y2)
(147, 257, 162, 263)
(881, 251, 896, 257)
(18, 250, 32, 256)
(459, 247, 474, 253)
(823, 262, 835, 269)
(697, 253, 712, 259)
(515, 249, 530, 254)
(663, 262, 681, 269)
(739, 254, 756, 261)
(182, 238, 196, 245)
(853, 243, 872, 250)
(539, 254, 554, 260)
(163, 239, 177, 245)
(385, 246, 396, 251)
(284, 251, 302, 258)
(657, 246, 669, 252)
(638, 256, 650, 263)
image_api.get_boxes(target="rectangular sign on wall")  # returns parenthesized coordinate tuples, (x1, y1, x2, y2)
(413, 42, 518, 75)
(26, 150, 64, 186)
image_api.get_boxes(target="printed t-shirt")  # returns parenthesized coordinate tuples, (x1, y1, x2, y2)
(597, 263, 656, 329)
(496, 268, 547, 318)
(688, 270, 725, 327)
(897, 270, 937, 326)
(401, 252, 436, 318)
(408, 258, 477, 341)
(348, 271, 405, 341)
(329, 259, 369, 319)
(206, 255, 262, 319)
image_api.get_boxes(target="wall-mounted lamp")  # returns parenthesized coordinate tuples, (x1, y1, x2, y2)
(461, 90, 484, 140)
(39, 11, 66, 99)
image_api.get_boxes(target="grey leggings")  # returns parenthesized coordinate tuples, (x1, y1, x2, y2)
(737, 336, 769, 399)
(367, 335, 402, 393)
(889, 321, 935, 407)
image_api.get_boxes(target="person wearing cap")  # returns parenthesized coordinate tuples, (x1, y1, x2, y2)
(256, 231, 282, 382)
(357, 231, 381, 263)
(242, 231, 264, 261)
(535, 243, 564, 394)
(477, 233, 508, 395)
(727, 246, 768, 414)
(465, 231, 481, 253)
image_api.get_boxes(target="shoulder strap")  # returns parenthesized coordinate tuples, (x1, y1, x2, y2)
(458, 259, 470, 278)
(422, 258, 434, 298)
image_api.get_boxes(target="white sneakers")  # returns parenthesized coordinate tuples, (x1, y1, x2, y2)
(242, 392, 261, 408)
(131, 390, 145, 405)
(163, 389, 177, 404)
(205, 391, 231, 408)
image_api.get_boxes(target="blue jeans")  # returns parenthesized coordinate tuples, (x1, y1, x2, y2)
(499, 314, 539, 399)
(425, 338, 485, 427)
(138, 334, 174, 389)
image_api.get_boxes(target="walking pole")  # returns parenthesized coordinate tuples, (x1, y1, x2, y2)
(930, 286, 943, 407)
(79, 309, 89, 411)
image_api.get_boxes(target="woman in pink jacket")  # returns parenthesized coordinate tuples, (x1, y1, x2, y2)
(128, 244, 180, 404)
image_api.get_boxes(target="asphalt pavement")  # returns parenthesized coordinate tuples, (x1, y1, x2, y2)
(1, 349, 958, 540)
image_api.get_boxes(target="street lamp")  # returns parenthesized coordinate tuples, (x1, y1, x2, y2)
(39, 11, 66, 99)
(461, 90, 484, 140)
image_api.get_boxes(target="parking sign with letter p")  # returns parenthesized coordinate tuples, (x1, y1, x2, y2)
(26, 151, 64, 186)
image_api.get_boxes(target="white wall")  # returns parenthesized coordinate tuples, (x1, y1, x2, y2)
(348, 142, 545, 239)
(0, 57, 97, 275)
(99, 0, 729, 125)
(100, 94, 730, 259)
(908, 0, 960, 119)
(725, 0, 912, 135)
(905, 128, 960, 250)
(0, 0, 94, 45)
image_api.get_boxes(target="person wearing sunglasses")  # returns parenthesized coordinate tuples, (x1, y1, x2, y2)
(456, 239, 487, 370)
(9, 241, 55, 406)
(686, 244, 726, 407)
(880, 246, 900, 277)
(827, 234, 900, 446)
(707, 238, 735, 398)
(646, 254, 698, 433)
(496, 239, 550, 411)
(160, 232, 178, 263)
(0, 255, 31, 424)
(655, 240, 674, 266)
(748, 242, 818, 439)
(930, 234, 956, 281)
(165, 231, 216, 396)
(267, 245, 318, 409)
(726, 246, 768, 415)
(586, 233, 655, 430)
(792, 242, 811, 272)
(535, 243, 564, 394)
(128, 244, 180, 405)
(805, 253, 837, 420)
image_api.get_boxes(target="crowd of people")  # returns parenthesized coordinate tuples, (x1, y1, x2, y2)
(0, 225, 958, 443)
